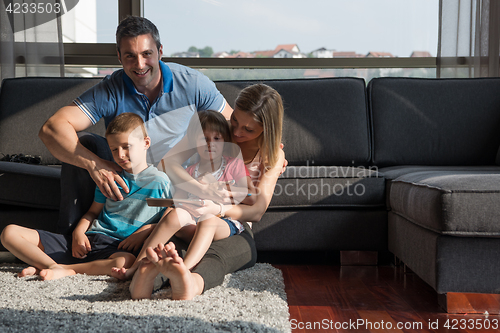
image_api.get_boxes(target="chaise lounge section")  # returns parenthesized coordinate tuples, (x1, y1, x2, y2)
(369, 77, 500, 313)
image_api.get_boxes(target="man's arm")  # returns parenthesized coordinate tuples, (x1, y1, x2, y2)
(221, 99, 233, 120)
(39, 104, 128, 201)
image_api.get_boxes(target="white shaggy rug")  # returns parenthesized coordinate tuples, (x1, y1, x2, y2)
(0, 263, 291, 332)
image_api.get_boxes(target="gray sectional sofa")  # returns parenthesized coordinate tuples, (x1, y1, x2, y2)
(1, 75, 500, 308)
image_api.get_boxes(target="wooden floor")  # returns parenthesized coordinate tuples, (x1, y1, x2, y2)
(275, 264, 500, 333)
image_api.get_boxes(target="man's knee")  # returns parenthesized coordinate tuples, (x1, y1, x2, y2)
(77, 132, 111, 160)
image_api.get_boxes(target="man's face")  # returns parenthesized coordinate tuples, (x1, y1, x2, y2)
(117, 33, 163, 94)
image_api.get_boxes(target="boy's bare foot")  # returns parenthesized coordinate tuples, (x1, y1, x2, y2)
(18, 266, 39, 278)
(111, 265, 136, 280)
(147, 242, 198, 301)
(39, 265, 76, 281)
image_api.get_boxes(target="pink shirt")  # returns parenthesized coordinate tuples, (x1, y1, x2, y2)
(185, 156, 249, 182)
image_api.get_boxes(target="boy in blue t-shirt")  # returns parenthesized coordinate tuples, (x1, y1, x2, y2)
(0, 113, 172, 280)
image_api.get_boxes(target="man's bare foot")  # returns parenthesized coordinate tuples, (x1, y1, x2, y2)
(39, 265, 76, 281)
(18, 266, 39, 278)
(129, 260, 159, 300)
(146, 242, 199, 300)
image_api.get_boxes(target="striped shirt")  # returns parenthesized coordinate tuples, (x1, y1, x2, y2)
(86, 165, 172, 241)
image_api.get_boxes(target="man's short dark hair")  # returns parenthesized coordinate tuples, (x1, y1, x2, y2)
(116, 16, 161, 53)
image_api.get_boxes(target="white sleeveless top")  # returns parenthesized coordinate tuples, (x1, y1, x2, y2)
(246, 150, 264, 187)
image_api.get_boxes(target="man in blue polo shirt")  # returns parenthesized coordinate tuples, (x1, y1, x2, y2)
(75, 61, 225, 166)
(40, 16, 231, 207)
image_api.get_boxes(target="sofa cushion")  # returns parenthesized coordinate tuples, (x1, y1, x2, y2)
(369, 77, 500, 167)
(390, 170, 500, 236)
(255, 209, 388, 251)
(380, 165, 500, 209)
(0, 77, 105, 165)
(0, 162, 60, 209)
(270, 166, 385, 208)
(216, 78, 371, 166)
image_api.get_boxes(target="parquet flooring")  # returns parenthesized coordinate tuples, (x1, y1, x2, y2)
(275, 265, 500, 333)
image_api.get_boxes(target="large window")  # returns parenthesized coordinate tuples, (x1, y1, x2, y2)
(144, 0, 438, 59)
(61, 0, 117, 43)
(62, 0, 439, 80)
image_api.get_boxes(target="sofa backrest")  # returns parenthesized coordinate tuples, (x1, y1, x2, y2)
(368, 77, 500, 167)
(216, 78, 371, 166)
(0, 77, 105, 165)
(0, 76, 371, 167)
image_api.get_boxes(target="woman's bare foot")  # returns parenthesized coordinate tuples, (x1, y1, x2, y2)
(146, 242, 199, 300)
(39, 265, 76, 281)
(129, 260, 159, 300)
(18, 266, 39, 278)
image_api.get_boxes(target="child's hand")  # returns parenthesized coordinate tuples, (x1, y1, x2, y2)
(72, 233, 91, 259)
(201, 180, 234, 204)
(177, 199, 220, 219)
(119, 224, 154, 253)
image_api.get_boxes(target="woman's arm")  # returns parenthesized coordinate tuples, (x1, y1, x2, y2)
(232, 175, 257, 205)
(224, 149, 285, 223)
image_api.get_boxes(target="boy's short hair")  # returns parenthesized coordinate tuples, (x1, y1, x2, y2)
(105, 113, 148, 139)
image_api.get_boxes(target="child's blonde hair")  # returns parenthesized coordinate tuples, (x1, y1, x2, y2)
(234, 84, 284, 169)
(105, 113, 148, 139)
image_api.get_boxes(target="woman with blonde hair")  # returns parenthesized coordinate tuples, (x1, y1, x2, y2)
(129, 83, 285, 300)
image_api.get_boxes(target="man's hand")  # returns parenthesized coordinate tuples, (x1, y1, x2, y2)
(72, 232, 91, 259)
(118, 224, 154, 253)
(89, 159, 128, 201)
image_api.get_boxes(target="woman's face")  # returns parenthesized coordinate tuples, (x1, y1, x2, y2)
(230, 108, 264, 144)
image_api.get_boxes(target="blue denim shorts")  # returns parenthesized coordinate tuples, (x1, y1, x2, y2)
(223, 218, 239, 236)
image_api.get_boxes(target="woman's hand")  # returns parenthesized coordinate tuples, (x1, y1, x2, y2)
(178, 199, 221, 219)
(280, 143, 288, 175)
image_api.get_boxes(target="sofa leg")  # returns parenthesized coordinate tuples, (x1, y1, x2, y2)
(438, 292, 500, 314)
(340, 251, 378, 265)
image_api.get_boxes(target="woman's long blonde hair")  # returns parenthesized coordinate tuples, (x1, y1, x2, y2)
(234, 84, 283, 169)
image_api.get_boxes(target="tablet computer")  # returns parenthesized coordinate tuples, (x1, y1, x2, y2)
(146, 198, 205, 207)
